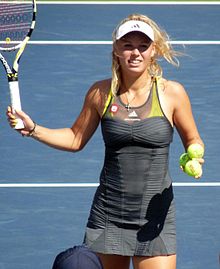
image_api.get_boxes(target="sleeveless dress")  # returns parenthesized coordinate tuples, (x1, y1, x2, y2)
(83, 78, 176, 256)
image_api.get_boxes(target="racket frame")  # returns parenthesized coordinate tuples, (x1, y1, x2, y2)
(0, 0, 37, 129)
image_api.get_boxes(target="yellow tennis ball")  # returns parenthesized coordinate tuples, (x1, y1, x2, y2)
(184, 160, 202, 178)
(179, 153, 190, 167)
(5, 37, 11, 44)
(187, 143, 204, 159)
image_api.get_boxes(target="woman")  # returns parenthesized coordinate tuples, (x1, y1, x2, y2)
(7, 14, 204, 269)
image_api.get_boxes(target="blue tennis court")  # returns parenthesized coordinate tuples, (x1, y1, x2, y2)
(0, 2, 220, 269)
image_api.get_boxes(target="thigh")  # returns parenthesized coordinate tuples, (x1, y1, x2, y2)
(132, 254, 176, 269)
(96, 253, 131, 269)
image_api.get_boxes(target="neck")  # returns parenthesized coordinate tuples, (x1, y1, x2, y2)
(121, 75, 153, 95)
(121, 76, 154, 112)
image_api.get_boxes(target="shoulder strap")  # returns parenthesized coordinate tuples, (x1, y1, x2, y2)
(102, 89, 113, 117)
(148, 77, 164, 118)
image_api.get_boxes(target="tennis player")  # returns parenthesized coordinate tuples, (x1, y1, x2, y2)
(7, 14, 204, 269)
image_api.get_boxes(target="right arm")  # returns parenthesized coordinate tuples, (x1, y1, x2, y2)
(7, 83, 104, 152)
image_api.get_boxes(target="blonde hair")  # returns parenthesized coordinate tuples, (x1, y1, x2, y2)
(111, 13, 180, 95)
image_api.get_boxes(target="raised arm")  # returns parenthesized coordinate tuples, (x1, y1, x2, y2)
(7, 84, 102, 152)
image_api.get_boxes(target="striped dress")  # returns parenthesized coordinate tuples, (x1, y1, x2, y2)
(84, 77, 176, 256)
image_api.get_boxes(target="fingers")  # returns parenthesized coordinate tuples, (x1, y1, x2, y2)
(14, 109, 28, 120)
(194, 158, 204, 179)
(6, 106, 35, 134)
(179, 156, 204, 179)
(195, 158, 205, 165)
(7, 106, 18, 128)
(192, 158, 204, 179)
(7, 105, 13, 116)
(179, 165, 184, 171)
(194, 168, 203, 179)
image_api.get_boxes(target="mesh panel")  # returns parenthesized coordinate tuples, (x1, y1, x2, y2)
(103, 80, 164, 124)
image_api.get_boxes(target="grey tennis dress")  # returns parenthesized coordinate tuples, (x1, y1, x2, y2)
(84, 78, 176, 256)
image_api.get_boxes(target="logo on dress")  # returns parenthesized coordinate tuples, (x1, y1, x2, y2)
(128, 110, 138, 118)
(110, 104, 119, 113)
(125, 110, 140, 121)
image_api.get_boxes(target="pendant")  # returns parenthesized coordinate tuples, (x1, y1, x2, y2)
(125, 103, 131, 111)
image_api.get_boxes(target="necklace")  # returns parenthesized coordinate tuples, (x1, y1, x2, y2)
(124, 80, 153, 112)
(124, 93, 135, 111)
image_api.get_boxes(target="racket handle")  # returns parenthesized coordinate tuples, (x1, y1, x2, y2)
(9, 81, 25, 129)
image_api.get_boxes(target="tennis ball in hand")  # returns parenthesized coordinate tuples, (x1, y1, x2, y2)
(179, 153, 190, 167)
(184, 160, 202, 177)
(187, 143, 204, 159)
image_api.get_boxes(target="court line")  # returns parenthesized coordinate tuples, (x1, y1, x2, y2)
(37, 1, 220, 5)
(13, 41, 220, 45)
(0, 182, 220, 188)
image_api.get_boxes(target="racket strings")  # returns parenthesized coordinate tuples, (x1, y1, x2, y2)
(0, 1, 33, 49)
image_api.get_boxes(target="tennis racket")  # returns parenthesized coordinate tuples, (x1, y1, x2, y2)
(0, 0, 37, 129)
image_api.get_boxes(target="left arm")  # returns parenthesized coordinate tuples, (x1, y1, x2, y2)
(172, 82, 204, 150)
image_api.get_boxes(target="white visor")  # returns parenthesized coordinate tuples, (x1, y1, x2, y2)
(115, 20, 154, 41)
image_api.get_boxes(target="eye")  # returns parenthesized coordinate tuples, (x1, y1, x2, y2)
(123, 43, 133, 49)
(141, 43, 151, 48)
(139, 43, 151, 52)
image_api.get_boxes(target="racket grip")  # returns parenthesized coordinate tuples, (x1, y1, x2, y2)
(9, 81, 25, 129)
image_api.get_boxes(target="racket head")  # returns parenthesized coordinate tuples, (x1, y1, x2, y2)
(0, 0, 36, 51)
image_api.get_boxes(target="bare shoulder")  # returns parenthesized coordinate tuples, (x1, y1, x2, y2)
(89, 78, 111, 94)
(85, 78, 112, 115)
(158, 77, 190, 105)
(159, 77, 186, 95)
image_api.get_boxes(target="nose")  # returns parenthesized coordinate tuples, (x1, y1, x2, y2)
(131, 47, 140, 55)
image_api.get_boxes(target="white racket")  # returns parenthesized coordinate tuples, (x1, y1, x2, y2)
(0, 0, 37, 129)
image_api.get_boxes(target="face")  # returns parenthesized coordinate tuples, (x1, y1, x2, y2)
(115, 31, 155, 75)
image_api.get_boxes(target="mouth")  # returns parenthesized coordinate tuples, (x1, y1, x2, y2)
(128, 59, 142, 65)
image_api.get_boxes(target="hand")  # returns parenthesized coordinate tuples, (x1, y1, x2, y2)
(195, 158, 205, 165)
(179, 157, 205, 179)
(194, 157, 205, 179)
(7, 106, 35, 137)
